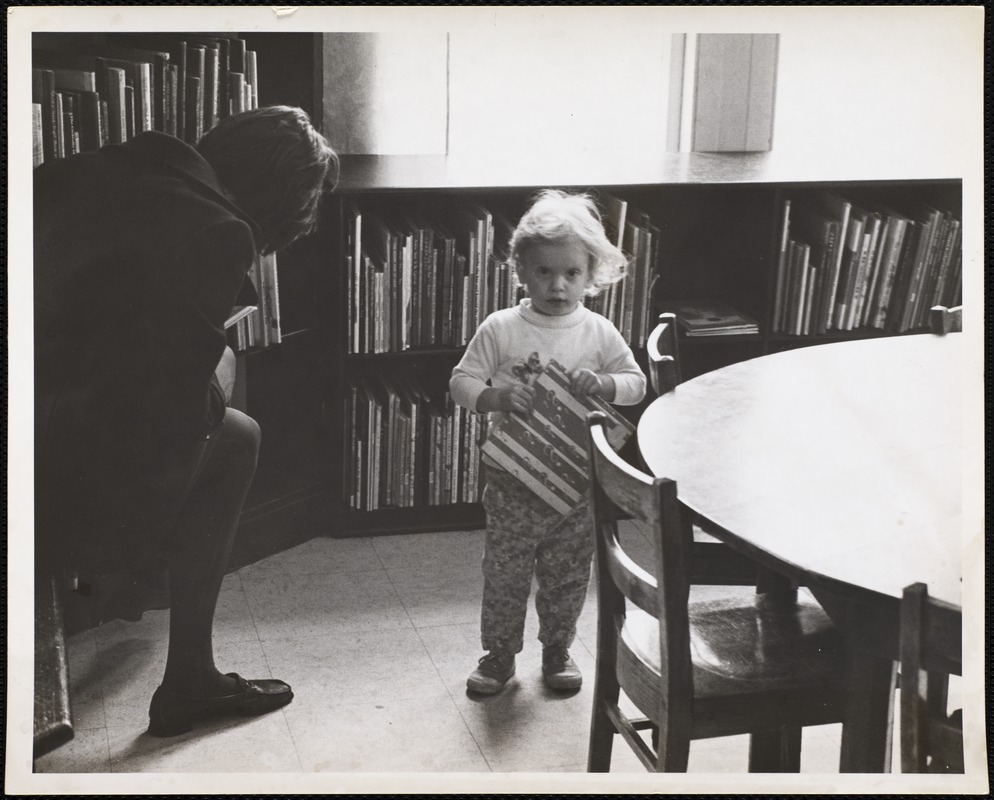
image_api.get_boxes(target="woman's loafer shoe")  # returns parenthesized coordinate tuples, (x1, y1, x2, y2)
(147, 673, 294, 737)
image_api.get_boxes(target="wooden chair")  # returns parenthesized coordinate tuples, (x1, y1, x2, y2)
(644, 312, 756, 587)
(585, 411, 849, 772)
(929, 305, 962, 335)
(899, 582, 963, 773)
(646, 313, 681, 396)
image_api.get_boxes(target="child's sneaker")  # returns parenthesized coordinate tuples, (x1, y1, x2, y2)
(542, 646, 582, 690)
(466, 651, 516, 694)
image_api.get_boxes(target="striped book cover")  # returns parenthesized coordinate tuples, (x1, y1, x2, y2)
(481, 358, 634, 515)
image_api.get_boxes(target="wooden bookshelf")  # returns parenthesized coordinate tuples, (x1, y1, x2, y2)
(325, 156, 961, 537)
(32, 31, 964, 550)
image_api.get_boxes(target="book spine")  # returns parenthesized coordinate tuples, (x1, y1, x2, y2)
(175, 41, 187, 142)
(138, 61, 153, 133)
(930, 219, 961, 310)
(228, 72, 245, 116)
(186, 45, 205, 140)
(53, 92, 66, 158)
(771, 199, 791, 333)
(784, 240, 799, 334)
(185, 75, 203, 142)
(914, 213, 950, 328)
(245, 50, 258, 108)
(844, 224, 872, 330)
(803, 263, 816, 335)
(885, 222, 921, 332)
(833, 216, 862, 330)
(152, 55, 168, 132)
(163, 64, 177, 137)
(216, 37, 230, 121)
(248, 255, 267, 347)
(870, 216, 907, 328)
(124, 83, 136, 141)
(793, 242, 810, 336)
(899, 213, 938, 332)
(70, 91, 101, 152)
(860, 216, 889, 328)
(38, 69, 59, 160)
(203, 44, 219, 129)
(260, 252, 281, 345)
(32, 103, 44, 166)
(823, 200, 850, 331)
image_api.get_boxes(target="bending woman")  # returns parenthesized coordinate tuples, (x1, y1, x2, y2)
(34, 106, 337, 736)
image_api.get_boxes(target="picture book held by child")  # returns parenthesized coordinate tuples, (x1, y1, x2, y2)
(481, 355, 633, 516)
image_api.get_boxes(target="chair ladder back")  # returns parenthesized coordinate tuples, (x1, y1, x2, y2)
(587, 412, 694, 741)
(900, 582, 964, 773)
(588, 417, 661, 613)
(650, 472, 694, 755)
(647, 312, 682, 396)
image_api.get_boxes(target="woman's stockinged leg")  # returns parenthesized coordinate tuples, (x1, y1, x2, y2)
(160, 408, 260, 695)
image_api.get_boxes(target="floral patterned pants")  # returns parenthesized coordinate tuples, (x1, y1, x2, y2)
(479, 464, 593, 654)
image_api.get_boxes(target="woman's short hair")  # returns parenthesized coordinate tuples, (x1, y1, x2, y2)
(197, 106, 338, 254)
(508, 189, 627, 296)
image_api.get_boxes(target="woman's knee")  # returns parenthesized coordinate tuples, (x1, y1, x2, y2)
(217, 408, 261, 469)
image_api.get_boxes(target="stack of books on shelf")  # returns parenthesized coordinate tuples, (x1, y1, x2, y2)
(772, 193, 962, 336)
(664, 300, 760, 337)
(343, 375, 484, 511)
(32, 33, 260, 165)
(225, 252, 282, 352)
(586, 192, 659, 347)
(346, 202, 521, 354)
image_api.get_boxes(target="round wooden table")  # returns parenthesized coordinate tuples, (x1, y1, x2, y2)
(637, 332, 964, 772)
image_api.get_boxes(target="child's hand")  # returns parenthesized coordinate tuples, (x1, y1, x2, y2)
(570, 368, 605, 399)
(499, 383, 536, 415)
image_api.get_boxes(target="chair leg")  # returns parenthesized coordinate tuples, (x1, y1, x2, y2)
(655, 720, 691, 772)
(587, 702, 616, 772)
(840, 653, 897, 772)
(748, 726, 802, 772)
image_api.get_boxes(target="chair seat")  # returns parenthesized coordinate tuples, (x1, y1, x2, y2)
(619, 588, 845, 729)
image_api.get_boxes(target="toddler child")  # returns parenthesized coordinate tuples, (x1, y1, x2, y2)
(450, 189, 647, 694)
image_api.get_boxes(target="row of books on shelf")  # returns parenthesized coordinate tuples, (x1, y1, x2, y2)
(343, 375, 484, 511)
(773, 193, 962, 336)
(224, 252, 281, 352)
(32, 33, 260, 165)
(345, 195, 658, 355)
(590, 192, 661, 348)
(346, 202, 519, 354)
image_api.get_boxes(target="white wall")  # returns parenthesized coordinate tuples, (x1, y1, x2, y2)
(447, 27, 671, 171)
(771, 7, 982, 173)
(317, 7, 982, 178)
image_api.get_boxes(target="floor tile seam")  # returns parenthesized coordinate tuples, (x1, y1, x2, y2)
(411, 620, 464, 700)
(441, 696, 498, 774)
(276, 705, 308, 773)
(84, 726, 114, 772)
(226, 569, 267, 651)
(409, 622, 495, 773)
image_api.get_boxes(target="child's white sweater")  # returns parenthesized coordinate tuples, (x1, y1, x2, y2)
(450, 299, 647, 426)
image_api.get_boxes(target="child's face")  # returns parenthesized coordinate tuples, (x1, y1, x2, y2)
(518, 237, 590, 316)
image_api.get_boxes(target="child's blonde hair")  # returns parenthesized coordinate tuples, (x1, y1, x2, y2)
(508, 189, 627, 296)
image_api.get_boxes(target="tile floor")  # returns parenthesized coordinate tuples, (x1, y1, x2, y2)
(35, 523, 882, 784)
